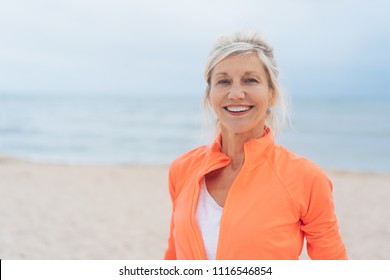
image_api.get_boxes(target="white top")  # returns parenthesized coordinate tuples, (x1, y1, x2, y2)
(195, 179, 224, 260)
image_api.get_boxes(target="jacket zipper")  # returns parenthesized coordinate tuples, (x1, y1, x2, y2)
(215, 145, 248, 259)
(191, 158, 230, 259)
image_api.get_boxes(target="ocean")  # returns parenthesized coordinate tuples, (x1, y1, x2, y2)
(0, 93, 389, 172)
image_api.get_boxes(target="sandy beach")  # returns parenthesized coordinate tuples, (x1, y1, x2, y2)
(0, 156, 389, 259)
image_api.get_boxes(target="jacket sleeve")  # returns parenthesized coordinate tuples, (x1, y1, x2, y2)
(163, 162, 178, 259)
(300, 170, 348, 260)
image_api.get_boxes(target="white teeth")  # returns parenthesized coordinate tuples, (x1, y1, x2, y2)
(225, 106, 251, 112)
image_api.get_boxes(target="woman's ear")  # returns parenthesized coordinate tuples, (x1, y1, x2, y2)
(268, 88, 276, 106)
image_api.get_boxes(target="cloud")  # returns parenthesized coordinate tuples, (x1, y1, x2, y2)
(0, 0, 389, 95)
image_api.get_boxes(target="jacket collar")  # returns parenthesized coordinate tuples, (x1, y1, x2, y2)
(204, 127, 274, 172)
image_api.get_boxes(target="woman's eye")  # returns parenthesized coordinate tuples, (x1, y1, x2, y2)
(217, 79, 230, 85)
(245, 78, 258, 83)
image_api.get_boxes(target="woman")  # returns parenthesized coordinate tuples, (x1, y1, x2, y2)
(164, 31, 347, 260)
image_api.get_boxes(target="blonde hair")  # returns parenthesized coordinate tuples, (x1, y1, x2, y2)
(203, 31, 288, 135)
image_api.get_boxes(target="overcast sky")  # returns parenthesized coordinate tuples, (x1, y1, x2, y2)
(0, 0, 389, 97)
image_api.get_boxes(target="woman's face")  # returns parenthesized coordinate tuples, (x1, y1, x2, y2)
(208, 53, 274, 136)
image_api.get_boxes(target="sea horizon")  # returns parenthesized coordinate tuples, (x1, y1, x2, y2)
(0, 92, 389, 172)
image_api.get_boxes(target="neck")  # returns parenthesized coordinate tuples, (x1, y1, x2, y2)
(220, 126, 265, 170)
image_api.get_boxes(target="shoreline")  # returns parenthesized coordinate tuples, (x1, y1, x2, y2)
(1, 155, 389, 175)
(1, 156, 389, 259)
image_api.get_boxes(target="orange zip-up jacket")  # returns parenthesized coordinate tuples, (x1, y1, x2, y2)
(164, 128, 347, 260)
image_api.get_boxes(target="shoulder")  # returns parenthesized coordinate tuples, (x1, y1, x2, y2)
(170, 145, 208, 170)
(268, 144, 333, 214)
(270, 144, 327, 180)
(268, 144, 332, 196)
(168, 145, 209, 186)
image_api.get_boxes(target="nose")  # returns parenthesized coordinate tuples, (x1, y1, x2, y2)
(227, 83, 245, 100)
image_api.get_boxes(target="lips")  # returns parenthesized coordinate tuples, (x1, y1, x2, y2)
(224, 105, 254, 113)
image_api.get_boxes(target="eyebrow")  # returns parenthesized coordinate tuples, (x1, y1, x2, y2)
(213, 71, 261, 77)
(213, 72, 229, 77)
(244, 71, 261, 76)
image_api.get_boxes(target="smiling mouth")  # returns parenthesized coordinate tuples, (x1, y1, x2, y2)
(224, 105, 254, 113)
